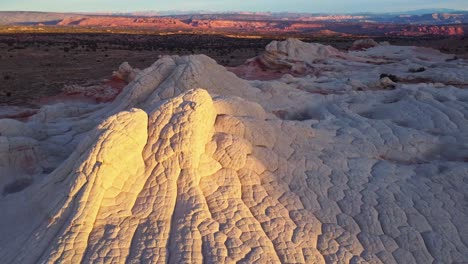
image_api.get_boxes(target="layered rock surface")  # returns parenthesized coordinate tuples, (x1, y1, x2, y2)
(1, 39, 468, 263)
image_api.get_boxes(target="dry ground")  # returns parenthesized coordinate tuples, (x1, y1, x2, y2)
(0, 33, 467, 106)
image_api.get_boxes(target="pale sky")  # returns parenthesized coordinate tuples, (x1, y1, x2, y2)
(0, 0, 467, 13)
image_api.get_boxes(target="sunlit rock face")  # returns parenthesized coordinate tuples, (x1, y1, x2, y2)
(1, 39, 468, 263)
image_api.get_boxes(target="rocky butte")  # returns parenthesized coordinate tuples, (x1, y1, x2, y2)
(0, 38, 467, 263)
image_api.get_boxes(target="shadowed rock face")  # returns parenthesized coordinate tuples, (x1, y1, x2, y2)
(1, 39, 468, 263)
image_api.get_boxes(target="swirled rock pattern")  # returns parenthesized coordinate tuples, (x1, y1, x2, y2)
(0, 39, 468, 263)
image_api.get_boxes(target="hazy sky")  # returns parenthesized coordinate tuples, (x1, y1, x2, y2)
(0, 0, 467, 13)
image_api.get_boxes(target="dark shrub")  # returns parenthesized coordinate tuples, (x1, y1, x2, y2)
(380, 73, 399, 82)
(409, 67, 426, 73)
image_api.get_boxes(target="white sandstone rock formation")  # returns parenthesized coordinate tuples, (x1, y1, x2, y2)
(230, 38, 362, 79)
(350, 39, 380, 50)
(263, 38, 348, 64)
(0, 39, 468, 263)
(112, 61, 142, 83)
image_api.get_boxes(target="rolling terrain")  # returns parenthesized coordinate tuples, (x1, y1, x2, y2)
(0, 11, 467, 37)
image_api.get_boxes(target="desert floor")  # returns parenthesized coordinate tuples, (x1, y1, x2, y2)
(0, 33, 467, 106)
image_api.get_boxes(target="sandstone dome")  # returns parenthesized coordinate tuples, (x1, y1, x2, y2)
(264, 38, 347, 62)
(0, 39, 468, 263)
(350, 39, 380, 50)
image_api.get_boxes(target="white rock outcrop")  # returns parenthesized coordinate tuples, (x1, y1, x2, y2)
(263, 38, 347, 64)
(238, 38, 353, 77)
(0, 39, 467, 263)
(350, 39, 380, 50)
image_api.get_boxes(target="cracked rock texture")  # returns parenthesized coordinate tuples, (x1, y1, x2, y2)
(0, 39, 468, 263)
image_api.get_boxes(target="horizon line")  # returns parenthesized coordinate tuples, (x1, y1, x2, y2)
(2, 8, 468, 16)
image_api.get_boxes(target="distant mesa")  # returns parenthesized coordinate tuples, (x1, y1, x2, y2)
(0, 11, 467, 37)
